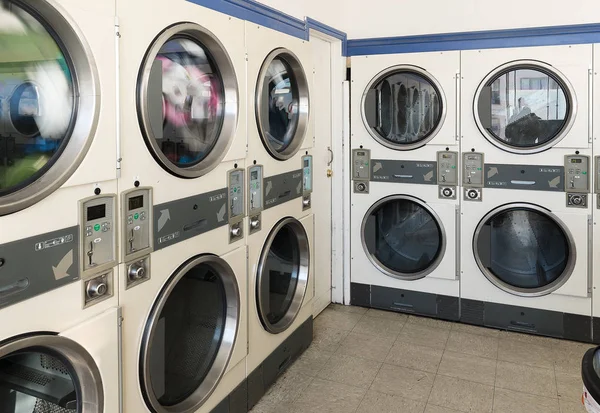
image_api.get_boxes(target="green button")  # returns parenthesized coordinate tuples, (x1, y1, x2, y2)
(234, 188, 238, 192)
(93, 224, 101, 232)
(583, 171, 587, 174)
(451, 166, 456, 169)
(477, 168, 482, 170)
(134, 213, 139, 220)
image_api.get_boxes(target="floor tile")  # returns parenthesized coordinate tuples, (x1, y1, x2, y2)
(495, 360, 557, 397)
(311, 325, 350, 352)
(425, 405, 462, 413)
(249, 401, 295, 413)
(314, 308, 364, 331)
(497, 330, 558, 348)
(556, 371, 584, 402)
(559, 399, 586, 413)
(286, 346, 334, 377)
(365, 308, 409, 321)
(385, 340, 444, 373)
(428, 375, 494, 413)
(408, 315, 453, 330)
(497, 337, 555, 370)
(370, 363, 435, 402)
(316, 352, 382, 388)
(355, 389, 426, 413)
(396, 322, 450, 350)
(259, 370, 313, 405)
(553, 343, 592, 376)
(352, 315, 405, 339)
(337, 331, 395, 362)
(451, 323, 500, 338)
(328, 303, 368, 315)
(437, 350, 497, 386)
(445, 330, 499, 359)
(492, 388, 559, 413)
(291, 377, 366, 413)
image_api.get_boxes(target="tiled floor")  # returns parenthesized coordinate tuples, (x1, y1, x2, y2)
(250, 304, 594, 413)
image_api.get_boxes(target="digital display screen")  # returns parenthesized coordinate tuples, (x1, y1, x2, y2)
(571, 159, 582, 163)
(87, 204, 106, 221)
(442, 154, 452, 159)
(357, 151, 365, 156)
(231, 173, 240, 185)
(251, 171, 258, 180)
(304, 159, 309, 168)
(129, 195, 144, 211)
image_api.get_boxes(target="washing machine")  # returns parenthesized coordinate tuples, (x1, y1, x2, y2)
(245, 204, 314, 410)
(117, 0, 247, 258)
(0, 250, 120, 413)
(350, 148, 460, 320)
(592, 44, 600, 344)
(460, 150, 592, 341)
(0, 0, 119, 311)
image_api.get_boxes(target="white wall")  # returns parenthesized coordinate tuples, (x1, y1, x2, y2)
(258, 0, 600, 40)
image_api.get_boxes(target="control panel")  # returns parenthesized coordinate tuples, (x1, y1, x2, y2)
(248, 164, 263, 234)
(82, 269, 114, 308)
(121, 188, 152, 261)
(565, 155, 589, 209)
(228, 168, 245, 243)
(352, 149, 370, 194)
(462, 152, 484, 187)
(79, 195, 117, 277)
(438, 151, 458, 199)
(302, 155, 313, 210)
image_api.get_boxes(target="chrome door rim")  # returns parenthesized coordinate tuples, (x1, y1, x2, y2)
(360, 65, 447, 151)
(472, 202, 577, 296)
(139, 254, 240, 413)
(0, 0, 100, 216)
(257, 217, 310, 334)
(137, 22, 239, 179)
(255, 48, 310, 161)
(0, 334, 104, 412)
(472, 60, 577, 154)
(361, 194, 447, 280)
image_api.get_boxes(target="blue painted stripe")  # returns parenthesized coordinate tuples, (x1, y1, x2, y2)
(306, 17, 348, 56)
(347, 23, 600, 56)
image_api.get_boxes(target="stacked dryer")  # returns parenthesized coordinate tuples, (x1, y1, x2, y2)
(460, 44, 593, 342)
(0, 0, 120, 412)
(116, 0, 249, 411)
(350, 52, 461, 320)
(593, 44, 600, 344)
(244, 23, 315, 409)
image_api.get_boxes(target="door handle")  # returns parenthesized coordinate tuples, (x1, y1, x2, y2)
(327, 147, 334, 166)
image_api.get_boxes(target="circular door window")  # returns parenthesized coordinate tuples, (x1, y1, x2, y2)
(0, 335, 103, 412)
(257, 217, 310, 334)
(140, 255, 239, 412)
(473, 203, 576, 296)
(0, 0, 98, 215)
(256, 48, 310, 161)
(138, 23, 238, 178)
(362, 195, 446, 280)
(474, 61, 575, 154)
(362, 66, 445, 151)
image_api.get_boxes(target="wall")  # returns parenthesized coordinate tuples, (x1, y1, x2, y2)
(254, 0, 347, 34)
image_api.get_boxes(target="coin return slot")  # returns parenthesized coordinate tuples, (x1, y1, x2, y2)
(183, 220, 208, 232)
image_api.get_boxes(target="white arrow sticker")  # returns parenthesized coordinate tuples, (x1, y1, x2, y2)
(52, 250, 73, 280)
(296, 180, 302, 194)
(265, 181, 273, 196)
(373, 162, 383, 173)
(158, 209, 170, 232)
(487, 167, 499, 179)
(549, 176, 561, 188)
(423, 171, 434, 182)
(217, 204, 226, 222)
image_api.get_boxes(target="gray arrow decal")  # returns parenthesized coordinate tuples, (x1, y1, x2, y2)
(216, 204, 226, 222)
(373, 162, 383, 173)
(158, 209, 170, 232)
(548, 176, 561, 188)
(423, 171, 434, 182)
(52, 250, 73, 280)
(296, 180, 302, 194)
(487, 167, 499, 179)
(265, 181, 273, 196)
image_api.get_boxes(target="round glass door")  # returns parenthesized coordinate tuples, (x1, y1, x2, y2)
(255, 48, 309, 161)
(473, 203, 576, 296)
(140, 255, 239, 412)
(362, 195, 446, 280)
(0, 335, 103, 412)
(474, 61, 575, 154)
(138, 23, 238, 178)
(0, 0, 98, 215)
(257, 217, 310, 334)
(362, 66, 445, 151)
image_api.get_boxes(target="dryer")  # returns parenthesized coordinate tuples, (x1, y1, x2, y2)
(460, 151, 592, 342)
(592, 43, 600, 344)
(117, 0, 247, 257)
(0, 261, 120, 413)
(0, 0, 118, 307)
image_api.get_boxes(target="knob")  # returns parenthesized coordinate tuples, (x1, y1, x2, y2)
(87, 279, 108, 299)
(442, 188, 453, 198)
(571, 195, 583, 205)
(231, 226, 242, 238)
(303, 197, 311, 207)
(467, 189, 479, 199)
(250, 218, 260, 229)
(356, 183, 366, 192)
(128, 263, 146, 281)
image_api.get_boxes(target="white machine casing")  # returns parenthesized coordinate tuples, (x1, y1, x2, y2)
(592, 43, 600, 343)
